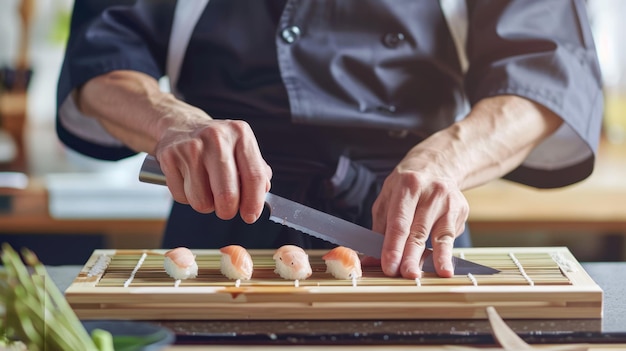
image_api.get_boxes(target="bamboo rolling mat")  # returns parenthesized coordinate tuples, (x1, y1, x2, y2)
(65, 247, 602, 320)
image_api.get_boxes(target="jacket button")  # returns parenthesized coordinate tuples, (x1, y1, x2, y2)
(382, 32, 406, 48)
(281, 26, 301, 44)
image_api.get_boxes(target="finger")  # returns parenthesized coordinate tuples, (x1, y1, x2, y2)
(371, 194, 388, 259)
(157, 152, 189, 205)
(455, 220, 466, 240)
(235, 124, 271, 223)
(455, 198, 469, 237)
(399, 240, 427, 279)
(205, 124, 240, 220)
(398, 234, 426, 279)
(371, 196, 385, 233)
(183, 159, 215, 213)
(430, 214, 457, 278)
(380, 189, 419, 277)
(178, 142, 217, 213)
(399, 202, 438, 279)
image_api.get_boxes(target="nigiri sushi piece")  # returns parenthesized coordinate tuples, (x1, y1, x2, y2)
(322, 246, 362, 280)
(220, 245, 254, 282)
(164, 247, 198, 280)
(273, 245, 312, 282)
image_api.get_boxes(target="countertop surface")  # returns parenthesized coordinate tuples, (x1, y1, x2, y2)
(49, 261, 626, 346)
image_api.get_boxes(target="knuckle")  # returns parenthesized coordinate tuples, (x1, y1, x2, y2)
(429, 180, 448, 194)
(381, 248, 403, 265)
(398, 171, 422, 192)
(213, 190, 239, 219)
(156, 149, 176, 165)
(228, 120, 252, 135)
(214, 189, 238, 205)
(431, 226, 456, 240)
(386, 220, 411, 240)
(408, 224, 430, 242)
(433, 232, 455, 246)
(202, 125, 229, 145)
(409, 226, 429, 243)
(244, 169, 267, 185)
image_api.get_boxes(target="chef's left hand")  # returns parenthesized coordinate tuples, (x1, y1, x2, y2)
(371, 147, 468, 279)
(370, 95, 564, 279)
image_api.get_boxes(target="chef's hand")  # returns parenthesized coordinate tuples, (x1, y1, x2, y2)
(155, 116, 272, 224)
(371, 147, 468, 279)
(76, 70, 272, 224)
(370, 95, 564, 279)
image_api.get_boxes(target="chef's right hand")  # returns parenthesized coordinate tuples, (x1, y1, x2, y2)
(76, 70, 271, 224)
(155, 112, 272, 224)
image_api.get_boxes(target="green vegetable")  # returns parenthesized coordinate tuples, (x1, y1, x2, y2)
(0, 243, 113, 351)
(112, 329, 170, 351)
(91, 328, 115, 351)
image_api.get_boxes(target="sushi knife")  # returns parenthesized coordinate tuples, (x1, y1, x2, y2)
(139, 155, 499, 275)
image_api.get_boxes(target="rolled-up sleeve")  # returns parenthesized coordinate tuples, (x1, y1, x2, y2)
(464, 0, 603, 188)
(56, 0, 174, 161)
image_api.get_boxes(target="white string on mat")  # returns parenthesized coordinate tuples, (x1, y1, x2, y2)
(351, 276, 357, 288)
(550, 251, 578, 273)
(235, 279, 241, 288)
(415, 277, 421, 287)
(87, 254, 111, 277)
(508, 252, 534, 286)
(294, 279, 299, 288)
(174, 279, 181, 288)
(467, 273, 478, 286)
(123, 252, 147, 288)
(457, 252, 480, 285)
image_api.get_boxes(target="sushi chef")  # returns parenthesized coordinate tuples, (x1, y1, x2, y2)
(56, 1, 603, 279)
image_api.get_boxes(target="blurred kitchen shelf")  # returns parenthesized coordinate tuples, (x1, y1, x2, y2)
(464, 138, 626, 261)
(0, 176, 167, 248)
(46, 172, 172, 219)
(465, 138, 626, 232)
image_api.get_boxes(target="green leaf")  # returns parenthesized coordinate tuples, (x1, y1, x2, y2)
(91, 328, 115, 351)
(112, 329, 169, 351)
(0, 244, 100, 350)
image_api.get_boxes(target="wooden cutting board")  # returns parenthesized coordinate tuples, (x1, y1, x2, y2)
(65, 247, 602, 320)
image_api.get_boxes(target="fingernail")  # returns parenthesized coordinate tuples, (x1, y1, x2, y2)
(243, 213, 258, 223)
(387, 262, 399, 276)
(406, 267, 422, 279)
(442, 262, 454, 273)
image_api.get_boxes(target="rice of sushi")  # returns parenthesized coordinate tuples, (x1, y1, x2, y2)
(273, 245, 312, 280)
(164, 247, 198, 280)
(220, 245, 253, 280)
(322, 246, 362, 280)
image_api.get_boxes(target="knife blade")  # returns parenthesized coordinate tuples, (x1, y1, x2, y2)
(138, 155, 499, 275)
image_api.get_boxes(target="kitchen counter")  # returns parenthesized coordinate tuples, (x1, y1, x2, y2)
(49, 261, 626, 347)
(5, 137, 626, 263)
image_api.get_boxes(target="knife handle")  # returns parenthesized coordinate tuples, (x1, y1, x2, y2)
(138, 155, 167, 186)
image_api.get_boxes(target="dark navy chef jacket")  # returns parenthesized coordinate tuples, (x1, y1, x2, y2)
(56, 0, 603, 250)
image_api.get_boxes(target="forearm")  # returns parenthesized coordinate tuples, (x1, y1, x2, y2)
(75, 70, 207, 155)
(410, 95, 563, 190)
(373, 95, 563, 278)
(75, 70, 271, 222)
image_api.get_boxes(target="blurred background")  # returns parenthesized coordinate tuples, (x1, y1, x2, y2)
(0, 0, 625, 265)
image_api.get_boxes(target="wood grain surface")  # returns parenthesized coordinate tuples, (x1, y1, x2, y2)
(65, 247, 602, 320)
